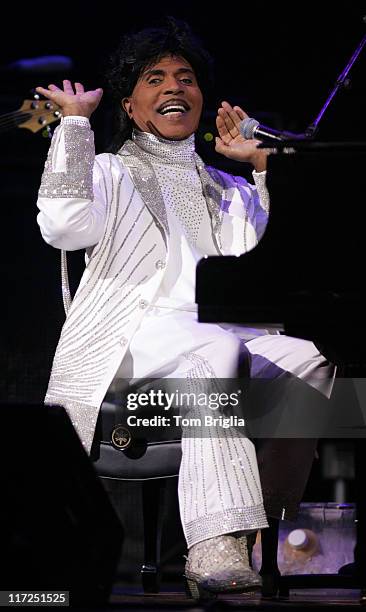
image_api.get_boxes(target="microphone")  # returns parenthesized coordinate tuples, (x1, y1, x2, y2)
(239, 117, 309, 142)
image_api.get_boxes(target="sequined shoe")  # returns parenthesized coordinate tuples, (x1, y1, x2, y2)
(184, 534, 262, 600)
(237, 531, 257, 568)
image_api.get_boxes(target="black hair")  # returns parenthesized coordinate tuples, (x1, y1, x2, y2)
(105, 16, 214, 152)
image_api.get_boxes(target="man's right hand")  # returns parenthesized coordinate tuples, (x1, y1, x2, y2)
(35, 80, 103, 118)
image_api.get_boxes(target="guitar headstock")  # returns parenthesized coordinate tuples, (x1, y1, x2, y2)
(18, 95, 61, 133)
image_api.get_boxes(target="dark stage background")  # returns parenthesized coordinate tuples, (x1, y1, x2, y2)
(0, 0, 365, 585)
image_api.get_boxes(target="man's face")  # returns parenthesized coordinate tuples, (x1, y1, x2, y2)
(122, 55, 203, 140)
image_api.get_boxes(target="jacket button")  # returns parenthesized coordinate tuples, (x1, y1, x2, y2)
(120, 336, 128, 346)
(155, 259, 166, 270)
(139, 299, 148, 309)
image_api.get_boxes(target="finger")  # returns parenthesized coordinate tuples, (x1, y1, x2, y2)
(215, 136, 224, 151)
(233, 105, 249, 121)
(221, 101, 243, 134)
(218, 107, 240, 138)
(85, 88, 104, 106)
(35, 86, 58, 100)
(215, 136, 229, 151)
(215, 136, 230, 158)
(48, 84, 61, 91)
(219, 104, 240, 139)
(216, 113, 231, 145)
(218, 107, 239, 140)
(93, 87, 103, 100)
(74, 82, 85, 94)
(63, 79, 74, 94)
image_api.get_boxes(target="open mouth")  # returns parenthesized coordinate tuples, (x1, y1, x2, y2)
(157, 100, 190, 116)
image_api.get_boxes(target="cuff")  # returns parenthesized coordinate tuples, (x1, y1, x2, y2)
(62, 115, 91, 127)
(252, 170, 270, 213)
(184, 505, 268, 548)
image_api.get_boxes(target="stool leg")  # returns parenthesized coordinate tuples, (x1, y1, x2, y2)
(141, 479, 167, 593)
(260, 517, 288, 598)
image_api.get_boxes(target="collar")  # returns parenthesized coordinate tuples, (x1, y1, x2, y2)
(131, 129, 196, 166)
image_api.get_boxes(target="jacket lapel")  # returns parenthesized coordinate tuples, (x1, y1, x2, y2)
(195, 154, 224, 252)
(118, 141, 169, 241)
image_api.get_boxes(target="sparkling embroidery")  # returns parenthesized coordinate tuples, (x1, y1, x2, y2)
(118, 140, 169, 240)
(45, 396, 100, 454)
(253, 171, 270, 213)
(60, 177, 135, 332)
(60, 250, 72, 315)
(185, 505, 268, 549)
(196, 161, 225, 254)
(39, 122, 94, 199)
(130, 131, 207, 246)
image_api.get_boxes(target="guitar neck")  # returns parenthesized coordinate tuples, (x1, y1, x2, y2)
(0, 110, 32, 133)
(0, 99, 61, 134)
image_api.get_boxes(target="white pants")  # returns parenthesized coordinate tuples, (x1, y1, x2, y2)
(112, 306, 335, 547)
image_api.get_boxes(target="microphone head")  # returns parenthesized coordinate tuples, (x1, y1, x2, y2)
(240, 117, 259, 140)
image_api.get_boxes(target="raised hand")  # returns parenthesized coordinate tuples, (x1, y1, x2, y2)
(215, 101, 268, 171)
(35, 80, 103, 119)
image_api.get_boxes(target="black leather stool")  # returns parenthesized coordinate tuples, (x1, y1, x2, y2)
(92, 400, 182, 593)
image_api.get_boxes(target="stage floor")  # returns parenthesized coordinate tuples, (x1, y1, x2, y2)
(103, 587, 362, 610)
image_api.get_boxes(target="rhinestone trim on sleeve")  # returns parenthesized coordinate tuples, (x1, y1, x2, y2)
(252, 170, 270, 213)
(39, 122, 94, 199)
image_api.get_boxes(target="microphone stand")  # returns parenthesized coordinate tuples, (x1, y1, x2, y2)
(258, 23, 366, 147)
(304, 29, 366, 139)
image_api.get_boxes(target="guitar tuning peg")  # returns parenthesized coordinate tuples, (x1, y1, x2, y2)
(29, 88, 40, 100)
(42, 126, 53, 138)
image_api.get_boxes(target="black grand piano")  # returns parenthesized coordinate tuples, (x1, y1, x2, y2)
(196, 142, 366, 596)
(197, 142, 366, 368)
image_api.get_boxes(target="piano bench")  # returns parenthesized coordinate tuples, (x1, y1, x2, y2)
(91, 400, 182, 594)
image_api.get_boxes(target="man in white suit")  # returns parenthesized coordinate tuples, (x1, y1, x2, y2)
(36, 17, 334, 598)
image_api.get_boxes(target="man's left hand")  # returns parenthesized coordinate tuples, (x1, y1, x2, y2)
(215, 101, 268, 172)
